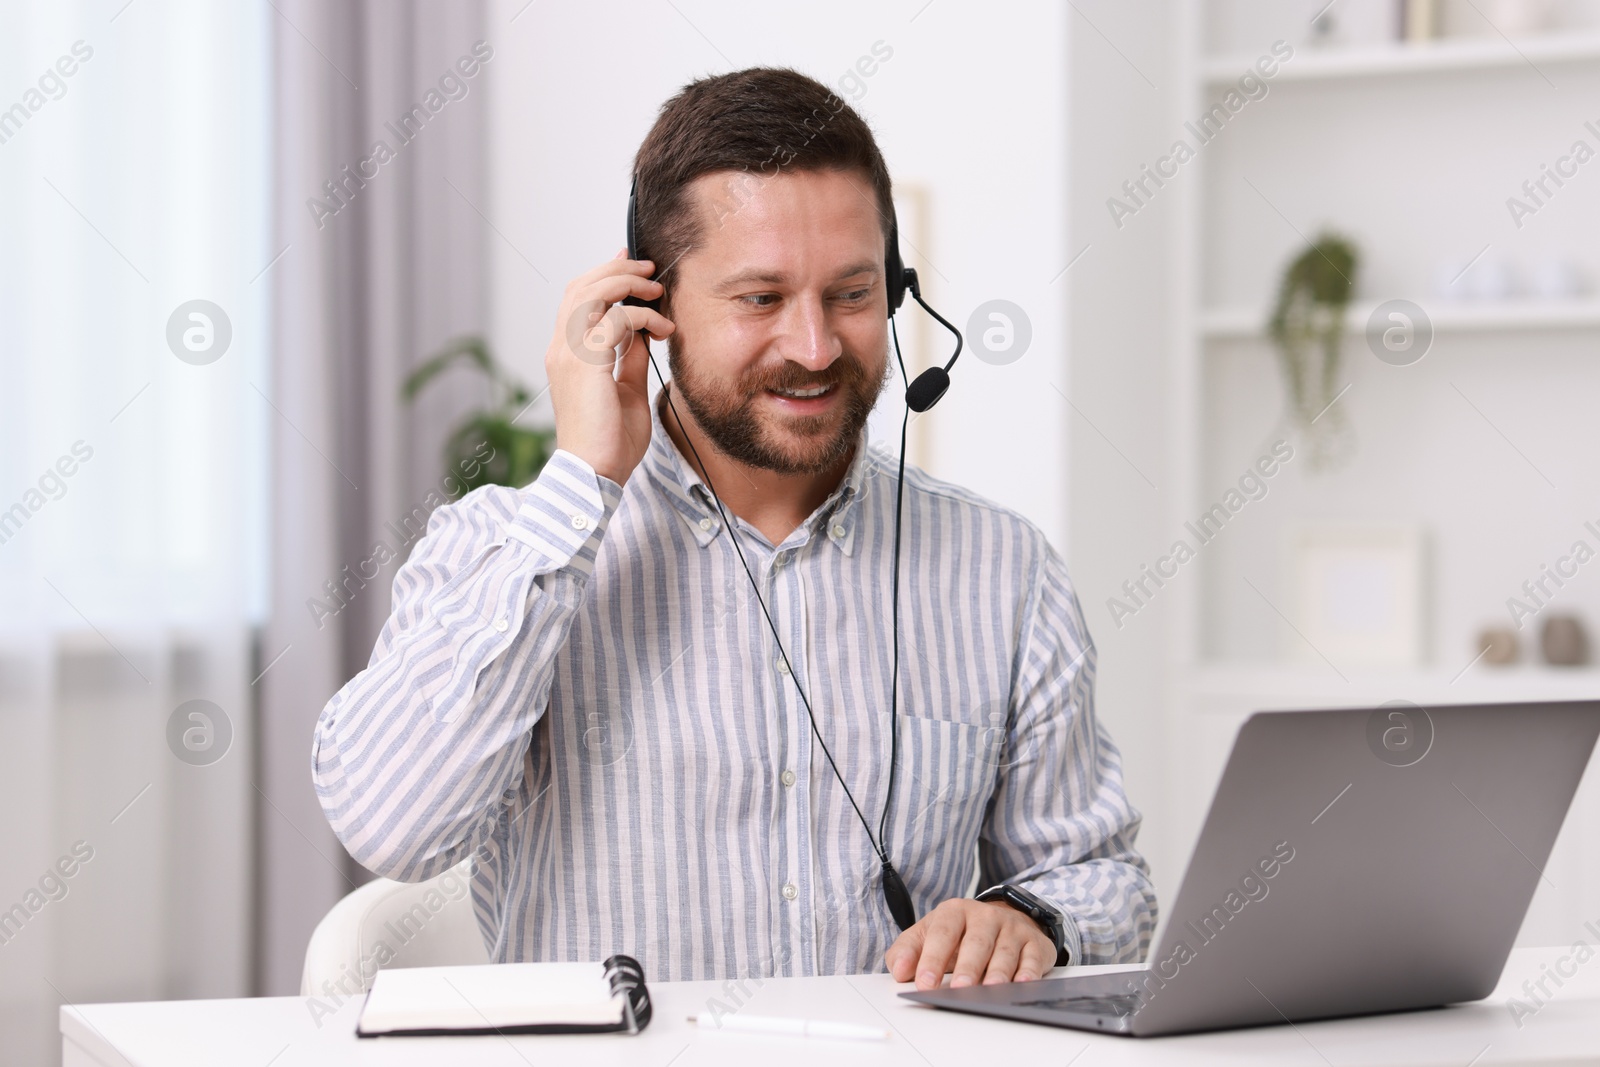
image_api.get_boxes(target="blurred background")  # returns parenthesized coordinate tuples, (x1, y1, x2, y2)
(5, 0, 1600, 1062)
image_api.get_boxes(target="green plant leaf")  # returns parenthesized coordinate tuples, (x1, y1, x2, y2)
(402, 336, 494, 402)
(405, 335, 555, 493)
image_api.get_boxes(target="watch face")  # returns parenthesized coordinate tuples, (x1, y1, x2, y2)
(1004, 885, 1046, 917)
(989, 886, 1062, 950)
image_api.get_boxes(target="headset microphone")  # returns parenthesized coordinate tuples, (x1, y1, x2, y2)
(623, 176, 964, 934)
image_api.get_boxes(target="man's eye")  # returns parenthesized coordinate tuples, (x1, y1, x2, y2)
(741, 294, 778, 307)
(838, 288, 871, 302)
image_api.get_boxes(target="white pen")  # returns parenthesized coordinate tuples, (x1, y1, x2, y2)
(686, 1013, 889, 1041)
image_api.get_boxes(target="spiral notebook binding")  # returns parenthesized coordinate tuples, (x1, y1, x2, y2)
(603, 954, 653, 1034)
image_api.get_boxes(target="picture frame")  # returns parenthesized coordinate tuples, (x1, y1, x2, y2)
(1287, 523, 1429, 667)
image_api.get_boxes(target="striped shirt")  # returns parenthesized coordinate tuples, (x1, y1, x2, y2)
(313, 381, 1157, 980)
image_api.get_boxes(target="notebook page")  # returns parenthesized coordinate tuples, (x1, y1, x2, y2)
(360, 961, 625, 1032)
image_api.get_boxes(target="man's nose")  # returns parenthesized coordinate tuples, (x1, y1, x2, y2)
(783, 295, 843, 372)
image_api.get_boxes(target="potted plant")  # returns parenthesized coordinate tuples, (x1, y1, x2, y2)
(1267, 232, 1360, 470)
(402, 335, 555, 496)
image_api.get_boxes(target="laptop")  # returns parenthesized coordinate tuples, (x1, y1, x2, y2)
(901, 700, 1600, 1037)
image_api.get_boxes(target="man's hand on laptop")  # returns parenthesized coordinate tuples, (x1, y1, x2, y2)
(884, 898, 1057, 991)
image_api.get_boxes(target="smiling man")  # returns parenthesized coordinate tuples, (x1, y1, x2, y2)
(314, 66, 1156, 990)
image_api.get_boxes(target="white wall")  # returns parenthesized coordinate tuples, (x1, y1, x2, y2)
(1062, 1, 1184, 900)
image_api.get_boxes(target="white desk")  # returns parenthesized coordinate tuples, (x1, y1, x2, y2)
(62, 947, 1600, 1066)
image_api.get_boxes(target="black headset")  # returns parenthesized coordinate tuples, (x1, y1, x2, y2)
(623, 175, 964, 933)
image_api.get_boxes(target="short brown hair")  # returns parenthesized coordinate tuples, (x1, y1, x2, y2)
(630, 66, 894, 310)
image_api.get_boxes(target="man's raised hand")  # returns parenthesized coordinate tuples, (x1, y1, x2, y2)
(545, 247, 675, 487)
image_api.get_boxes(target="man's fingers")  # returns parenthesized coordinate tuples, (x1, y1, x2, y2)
(949, 912, 1002, 989)
(571, 254, 655, 292)
(565, 304, 626, 367)
(979, 928, 1026, 986)
(623, 305, 674, 340)
(1014, 932, 1055, 983)
(913, 910, 967, 990)
(585, 305, 672, 349)
(574, 271, 664, 313)
(616, 328, 652, 394)
(565, 304, 673, 368)
(884, 927, 925, 982)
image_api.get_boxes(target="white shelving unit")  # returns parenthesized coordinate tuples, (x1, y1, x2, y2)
(1170, 2, 1600, 694)
(1202, 29, 1600, 83)
(1184, 662, 1600, 707)
(1159, 1, 1600, 943)
(1201, 298, 1600, 339)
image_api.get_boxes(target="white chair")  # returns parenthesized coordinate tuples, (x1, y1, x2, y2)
(300, 859, 490, 996)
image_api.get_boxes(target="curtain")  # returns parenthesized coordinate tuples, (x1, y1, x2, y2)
(0, 1, 269, 1061)
(263, 0, 491, 995)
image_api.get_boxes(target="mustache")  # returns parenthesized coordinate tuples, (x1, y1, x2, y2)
(751, 356, 871, 395)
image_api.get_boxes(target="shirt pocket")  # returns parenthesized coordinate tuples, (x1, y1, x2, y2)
(891, 715, 999, 897)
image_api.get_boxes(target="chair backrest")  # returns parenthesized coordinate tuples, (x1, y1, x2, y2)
(300, 859, 490, 996)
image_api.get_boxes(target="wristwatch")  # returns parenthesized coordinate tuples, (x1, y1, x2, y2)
(976, 883, 1071, 967)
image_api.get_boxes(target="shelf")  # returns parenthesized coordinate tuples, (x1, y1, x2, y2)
(1179, 662, 1600, 711)
(1200, 298, 1600, 340)
(1202, 30, 1600, 84)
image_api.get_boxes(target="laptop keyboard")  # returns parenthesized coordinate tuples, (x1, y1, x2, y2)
(1015, 993, 1143, 1017)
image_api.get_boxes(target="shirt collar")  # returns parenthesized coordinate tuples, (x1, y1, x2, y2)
(642, 380, 874, 553)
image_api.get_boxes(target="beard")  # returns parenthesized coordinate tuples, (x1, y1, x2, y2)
(665, 330, 893, 476)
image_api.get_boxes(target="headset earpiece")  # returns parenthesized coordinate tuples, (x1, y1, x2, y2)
(886, 209, 912, 317)
(625, 176, 663, 315)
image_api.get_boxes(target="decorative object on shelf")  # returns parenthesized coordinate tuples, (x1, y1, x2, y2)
(1438, 0, 1556, 37)
(1540, 614, 1591, 666)
(1403, 0, 1438, 41)
(1287, 523, 1427, 668)
(402, 335, 556, 497)
(1267, 231, 1361, 470)
(1310, 0, 1406, 46)
(1475, 625, 1520, 666)
(1431, 253, 1507, 300)
(1431, 255, 1589, 303)
(1463, 252, 1515, 301)
(1485, 0, 1555, 36)
(1530, 257, 1586, 300)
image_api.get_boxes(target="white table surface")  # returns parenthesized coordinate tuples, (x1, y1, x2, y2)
(61, 947, 1600, 1066)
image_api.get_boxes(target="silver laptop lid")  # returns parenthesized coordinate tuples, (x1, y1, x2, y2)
(902, 701, 1600, 1035)
(1124, 700, 1600, 1034)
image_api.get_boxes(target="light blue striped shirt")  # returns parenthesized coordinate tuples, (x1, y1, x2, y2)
(313, 381, 1156, 980)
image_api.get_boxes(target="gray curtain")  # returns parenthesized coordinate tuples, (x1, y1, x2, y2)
(263, 0, 490, 995)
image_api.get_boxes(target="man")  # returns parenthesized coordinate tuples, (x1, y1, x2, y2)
(314, 66, 1155, 990)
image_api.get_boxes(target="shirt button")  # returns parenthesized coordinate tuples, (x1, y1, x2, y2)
(494, 616, 509, 632)
(781, 769, 796, 787)
(781, 882, 798, 901)
(570, 514, 590, 530)
(830, 523, 846, 539)
(699, 517, 714, 531)
(776, 658, 791, 675)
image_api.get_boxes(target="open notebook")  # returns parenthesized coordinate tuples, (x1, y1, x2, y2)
(356, 954, 652, 1037)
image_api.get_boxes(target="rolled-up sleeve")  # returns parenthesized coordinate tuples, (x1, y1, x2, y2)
(312, 450, 623, 881)
(977, 538, 1158, 965)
